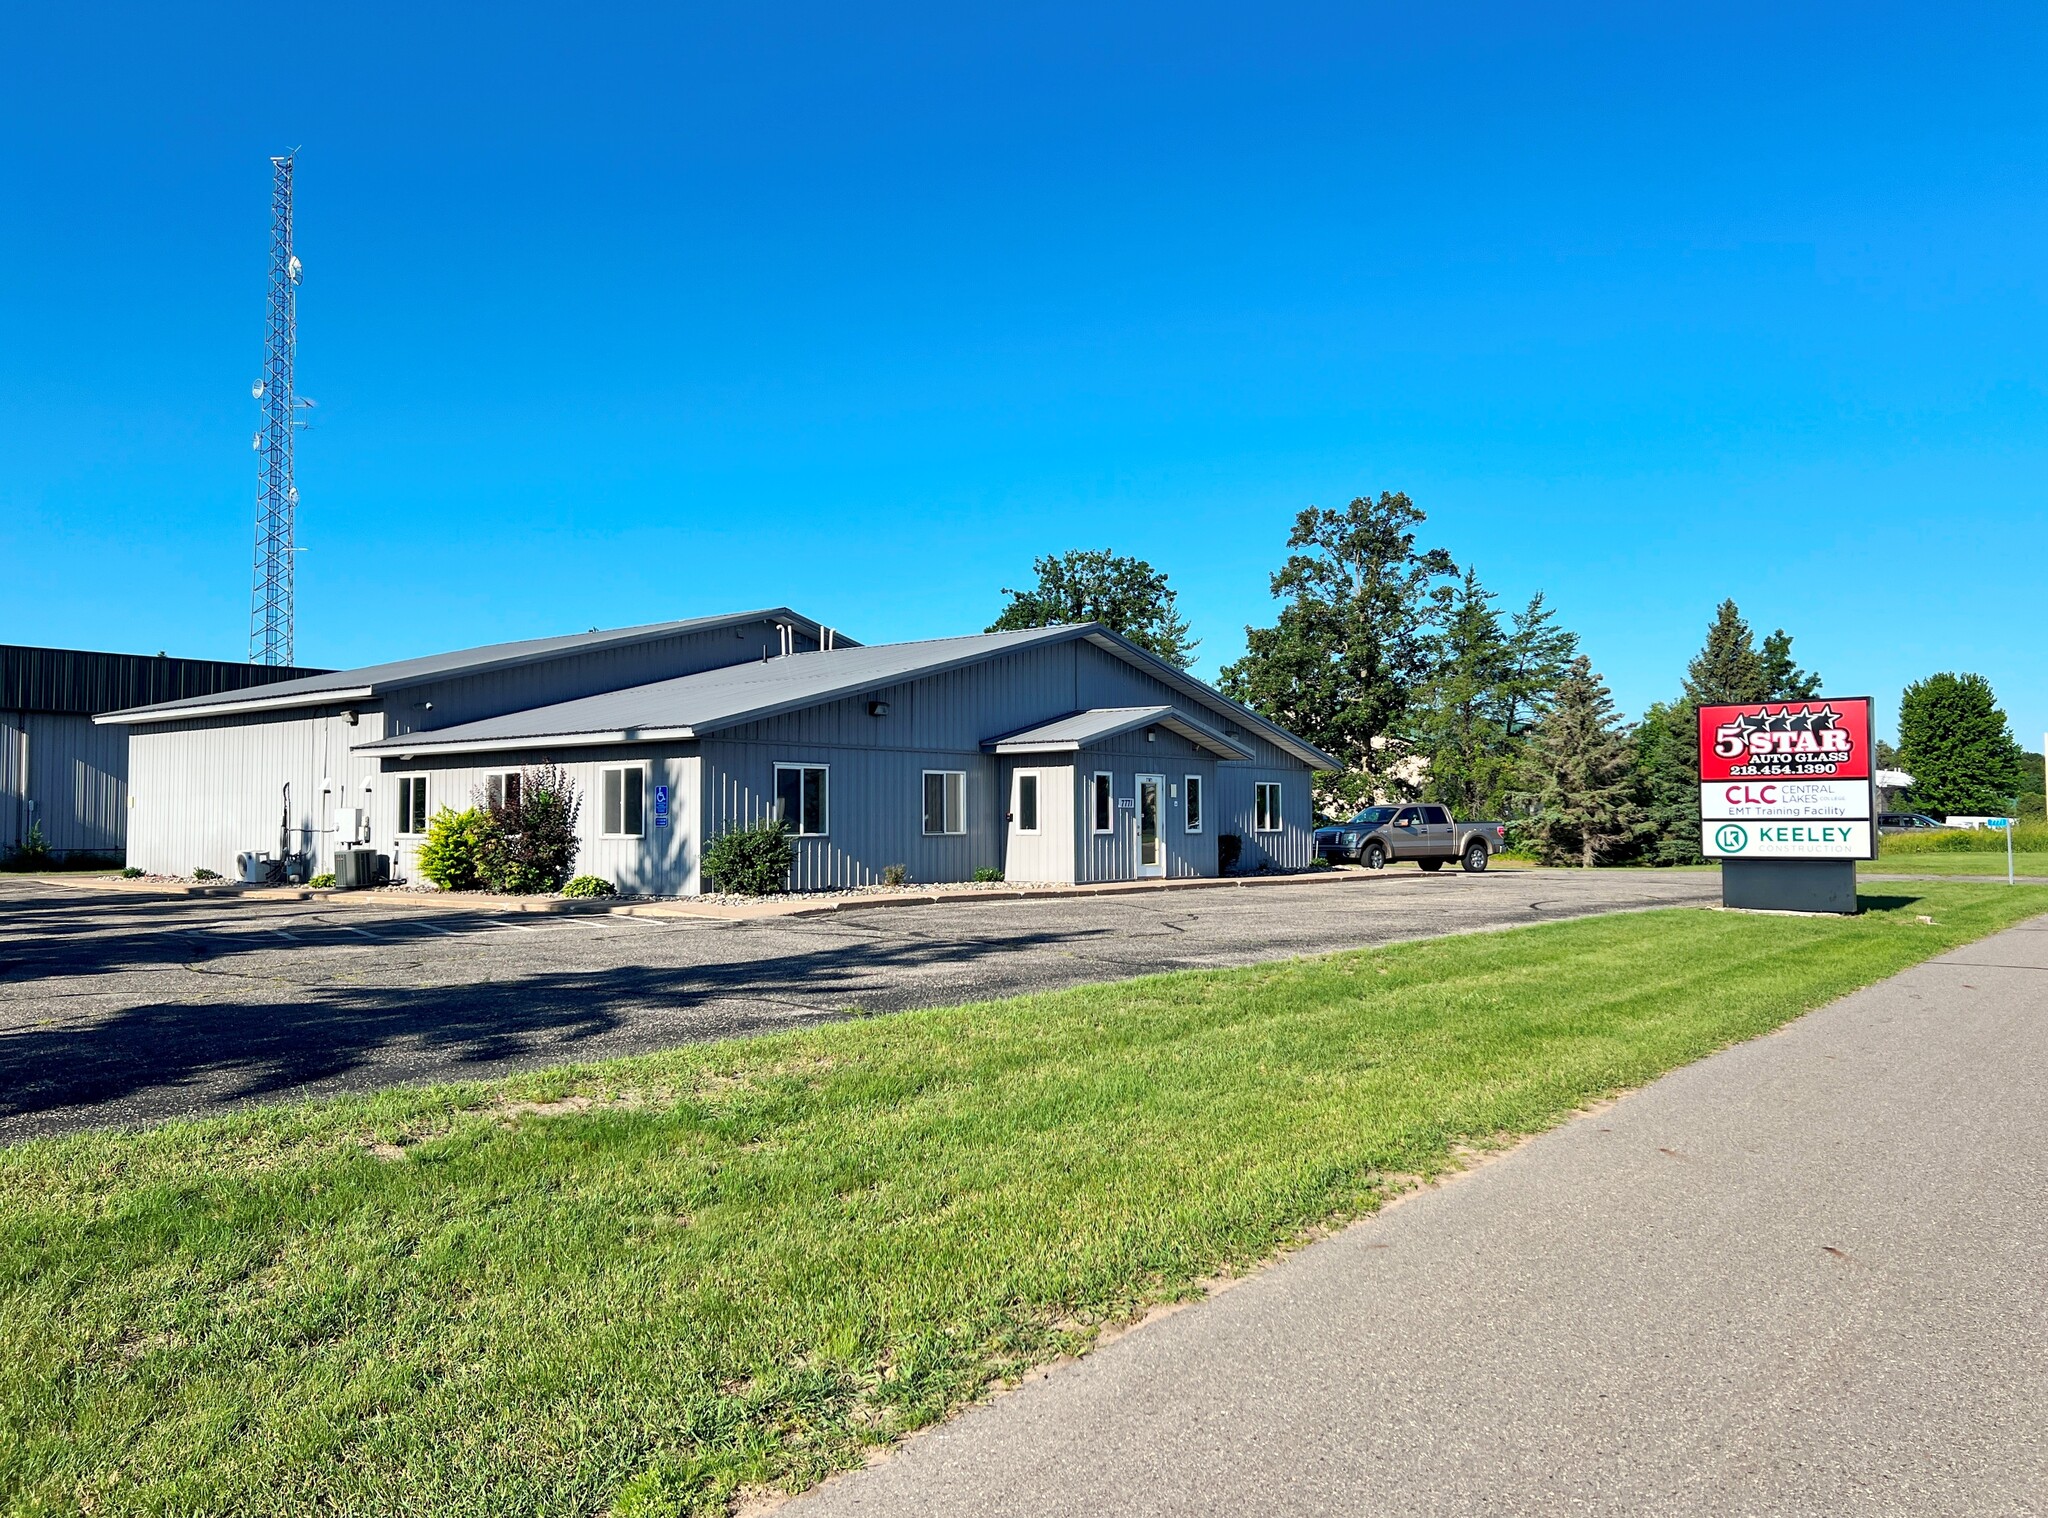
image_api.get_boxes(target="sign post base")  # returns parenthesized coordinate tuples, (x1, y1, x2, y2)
(1721, 859, 1859, 915)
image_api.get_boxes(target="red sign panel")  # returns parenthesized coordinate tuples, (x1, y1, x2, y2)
(1697, 697, 1873, 783)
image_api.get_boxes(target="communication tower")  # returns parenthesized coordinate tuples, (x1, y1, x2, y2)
(249, 151, 308, 665)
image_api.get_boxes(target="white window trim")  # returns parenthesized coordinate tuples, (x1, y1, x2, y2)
(1184, 774, 1203, 834)
(600, 763, 649, 839)
(923, 769, 967, 836)
(774, 762, 831, 837)
(1091, 771, 1114, 835)
(485, 770, 522, 810)
(1255, 781, 1284, 834)
(1014, 771, 1041, 835)
(396, 775, 428, 836)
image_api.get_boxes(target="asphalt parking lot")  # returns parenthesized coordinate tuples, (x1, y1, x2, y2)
(0, 869, 1719, 1143)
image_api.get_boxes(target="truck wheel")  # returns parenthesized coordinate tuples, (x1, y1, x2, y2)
(1462, 842, 1489, 873)
(1419, 859, 1444, 872)
(1363, 841, 1387, 870)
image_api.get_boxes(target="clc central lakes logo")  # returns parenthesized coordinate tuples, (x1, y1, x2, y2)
(1714, 823, 1748, 853)
(1712, 703, 1852, 762)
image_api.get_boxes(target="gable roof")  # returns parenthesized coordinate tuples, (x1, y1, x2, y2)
(95, 609, 850, 725)
(983, 706, 1253, 760)
(355, 623, 1338, 769)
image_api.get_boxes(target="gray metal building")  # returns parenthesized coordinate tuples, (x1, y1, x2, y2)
(2, 645, 325, 860)
(99, 613, 1333, 892)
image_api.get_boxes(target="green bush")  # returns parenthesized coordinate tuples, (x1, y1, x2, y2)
(120, 866, 143, 879)
(1309, 855, 1333, 870)
(417, 807, 495, 892)
(1879, 820, 2048, 856)
(192, 867, 221, 881)
(703, 817, 794, 896)
(973, 867, 1004, 883)
(11, 821, 52, 869)
(1217, 833, 1243, 873)
(881, 864, 909, 887)
(309, 872, 337, 889)
(561, 875, 615, 899)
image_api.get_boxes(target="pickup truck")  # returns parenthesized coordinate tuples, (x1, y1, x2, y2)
(1314, 804, 1507, 873)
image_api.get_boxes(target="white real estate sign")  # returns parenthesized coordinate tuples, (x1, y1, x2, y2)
(1699, 779, 1870, 821)
(1706, 819, 1873, 859)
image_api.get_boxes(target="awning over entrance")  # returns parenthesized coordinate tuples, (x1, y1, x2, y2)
(983, 706, 1253, 760)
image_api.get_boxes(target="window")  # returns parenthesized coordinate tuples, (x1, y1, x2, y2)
(484, 771, 522, 812)
(774, 764, 829, 836)
(396, 776, 428, 835)
(923, 770, 966, 835)
(601, 766, 646, 837)
(1015, 772, 1040, 833)
(1184, 774, 1203, 833)
(1255, 782, 1283, 833)
(1422, 806, 1450, 825)
(1091, 772, 1114, 834)
(1394, 807, 1422, 827)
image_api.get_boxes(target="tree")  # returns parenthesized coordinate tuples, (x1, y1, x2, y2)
(1759, 629, 1822, 701)
(1635, 601, 1826, 865)
(1221, 492, 1456, 807)
(482, 762, 584, 893)
(1405, 572, 1580, 819)
(1516, 657, 1644, 867)
(989, 549, 1196, 668)
(1897, 673, 2026, 817)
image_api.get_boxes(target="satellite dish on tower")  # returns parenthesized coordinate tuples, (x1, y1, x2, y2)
(252, 432, 263, 451)
(252, 379, 265, 400)
(287, 255, 302, 284)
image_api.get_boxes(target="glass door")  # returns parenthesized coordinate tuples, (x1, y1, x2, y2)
(1136, 775, 1165, 877)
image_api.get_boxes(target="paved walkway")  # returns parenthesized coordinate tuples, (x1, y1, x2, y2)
(0, 869, 1716, 1142)
(791, 915, 2048, 1517)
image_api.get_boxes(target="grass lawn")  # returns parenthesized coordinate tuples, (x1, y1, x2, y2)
(1863, 852, 2048, 877)
(5, 883, 2045, 1516)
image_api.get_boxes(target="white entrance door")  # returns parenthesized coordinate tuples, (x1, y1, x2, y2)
(1135, 774, 1166, 878)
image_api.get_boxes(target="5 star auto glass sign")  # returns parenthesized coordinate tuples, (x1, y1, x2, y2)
(1697, 697, 1876, 860)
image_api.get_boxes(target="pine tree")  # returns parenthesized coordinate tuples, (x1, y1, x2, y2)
(1897, 672, 2026, 816)
(1759, 629, 1822, 700)
(1683, 600, 1769, 705)
(1516, 657, 1643, 867)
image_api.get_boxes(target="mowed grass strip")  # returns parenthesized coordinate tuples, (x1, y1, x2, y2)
(4, 884, 2044, 1516)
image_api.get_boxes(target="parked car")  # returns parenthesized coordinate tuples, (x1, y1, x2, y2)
(1315, 804, 1507, 873)
(1878, 812, 1948, 833)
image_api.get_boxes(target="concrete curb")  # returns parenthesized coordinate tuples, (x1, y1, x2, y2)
(26, 861, 1534, 923)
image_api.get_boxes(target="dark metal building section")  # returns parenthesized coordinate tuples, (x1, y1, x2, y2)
(1, 647, 330, 718)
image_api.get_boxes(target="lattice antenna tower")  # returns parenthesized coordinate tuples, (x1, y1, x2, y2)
(249, 150, 306, 665)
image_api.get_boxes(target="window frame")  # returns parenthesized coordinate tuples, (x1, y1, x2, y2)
(1014, 771, 1040, 835)
(600, 763, 648, 839)
(1254, 781, 1284, 834)
(484, 770, 523, 813)
(396, 775, 428, 836)
(923, 769, 967, 836)
(1183, 773, 1203, 833)
(1091, 771, 1114, 834)
(773, 763, 830, 838)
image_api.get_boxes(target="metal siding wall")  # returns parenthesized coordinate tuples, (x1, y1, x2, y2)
(377, 745, 699, 895)
(702, 740, 1002, 890)
(1, 712, 24, 852)
(23, 714, 128, 853)
(127, 708, 389, 878)
(1074, 730, 1219, 881)
(1214, 762, 1316, 870)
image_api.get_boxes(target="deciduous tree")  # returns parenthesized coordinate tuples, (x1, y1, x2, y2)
(989, 550, 1197, 668)
(1897, 672, 2026, 817)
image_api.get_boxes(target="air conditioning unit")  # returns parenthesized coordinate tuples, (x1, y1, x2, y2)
(334, 847, 378, 890)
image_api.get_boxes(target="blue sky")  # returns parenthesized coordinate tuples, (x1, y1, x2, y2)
(3, 3, 2042, 742)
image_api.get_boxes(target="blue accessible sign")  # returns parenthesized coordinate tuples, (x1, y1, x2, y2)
(654, 784, 670, 829)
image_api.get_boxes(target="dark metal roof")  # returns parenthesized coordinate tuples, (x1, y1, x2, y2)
(983, 706, 1254, 760)
(357, 624, 1339, 769)
(0, 645, 330, 717)
(97, 609, 850, 723)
